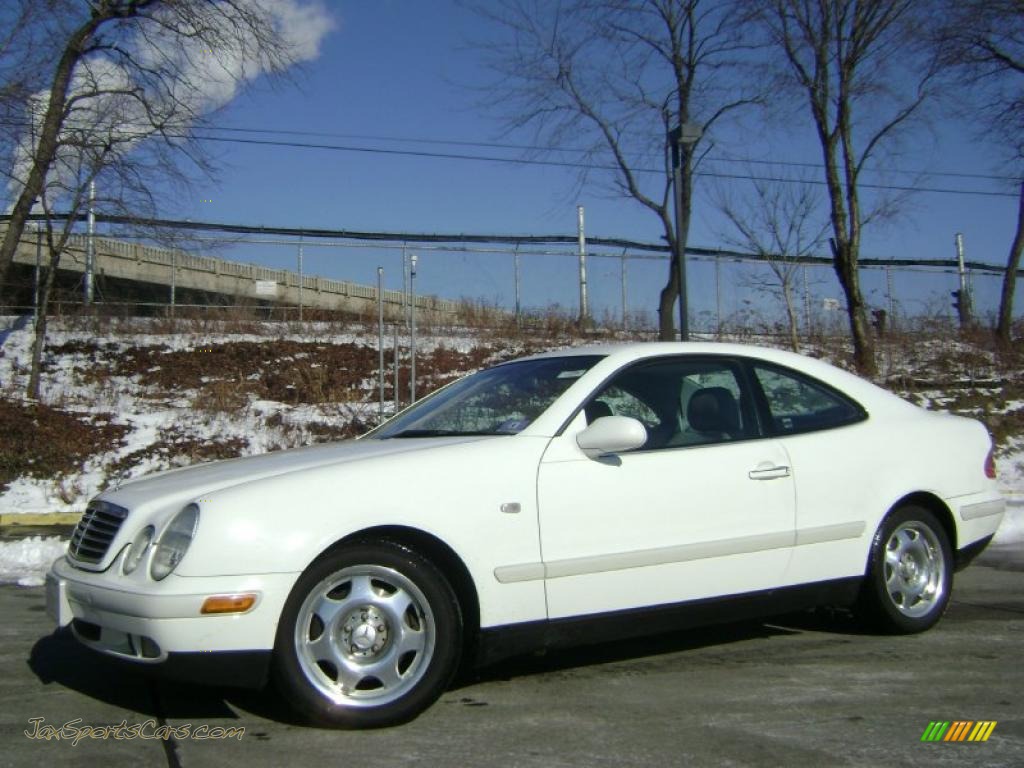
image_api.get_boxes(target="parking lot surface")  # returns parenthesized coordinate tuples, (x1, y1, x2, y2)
(1, 548, 1021, 768)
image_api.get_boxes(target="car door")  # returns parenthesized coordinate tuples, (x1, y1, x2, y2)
(745, 361, 873, 585)
(536, 356, 797, 620)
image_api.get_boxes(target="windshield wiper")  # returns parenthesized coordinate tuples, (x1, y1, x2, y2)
(385, 429, 498, 438)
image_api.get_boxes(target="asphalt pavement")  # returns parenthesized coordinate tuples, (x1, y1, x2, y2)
(1, 551, 1021, 768)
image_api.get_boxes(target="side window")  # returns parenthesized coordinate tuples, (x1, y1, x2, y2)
(587, 385, 661, 432)
(752, 364, 865, 435)
(585, 357, 756, 450)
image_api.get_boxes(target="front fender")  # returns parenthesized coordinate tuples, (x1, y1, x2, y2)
(176, 437, 553, 628)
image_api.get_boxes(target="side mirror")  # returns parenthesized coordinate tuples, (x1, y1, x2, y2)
(576, 416, 647, 457)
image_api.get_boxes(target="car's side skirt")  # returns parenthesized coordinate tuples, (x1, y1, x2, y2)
(475, 577, 863, 668)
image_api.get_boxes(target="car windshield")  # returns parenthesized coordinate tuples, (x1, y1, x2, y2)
(371, 355, 605, 438)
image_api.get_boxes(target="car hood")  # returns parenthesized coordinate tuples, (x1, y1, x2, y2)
(101, 435, 494, 511)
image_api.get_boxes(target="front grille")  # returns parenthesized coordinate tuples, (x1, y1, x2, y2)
(68, 501, 130, 564)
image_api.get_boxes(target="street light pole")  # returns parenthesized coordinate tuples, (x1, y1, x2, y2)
(668, 122, 702, 341)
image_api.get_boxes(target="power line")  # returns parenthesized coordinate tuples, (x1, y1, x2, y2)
(189, 133, 1019, 199)
(201, 125, 1020, 184)
(0, 116, 1016, 197)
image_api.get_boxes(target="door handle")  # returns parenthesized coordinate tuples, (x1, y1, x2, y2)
(748, 465, 790, 480)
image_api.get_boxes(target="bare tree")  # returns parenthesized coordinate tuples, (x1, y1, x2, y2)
(1, 0, 330, 292)
(0, 0, 331, 397)
(0, 2, 51, 193)
(25, 161, 107, 400)
(0, 3, 41, 106)
(471, 0, 760, 340)
(20, 59, 162, 398)
(933, 0, 1024, 344)
(712, 175, 829, 351)
(754, 1, 934, 375)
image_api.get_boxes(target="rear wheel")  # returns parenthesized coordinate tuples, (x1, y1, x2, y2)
(272, 540, 462, 727)
(857, 506, 952, 633)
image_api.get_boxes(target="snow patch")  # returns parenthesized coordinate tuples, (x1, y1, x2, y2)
(994, 502, 1024, 546)
(0, 477, 82, 514)
(0, 536, 66, 586)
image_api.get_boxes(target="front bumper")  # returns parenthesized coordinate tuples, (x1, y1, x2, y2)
(46, 556, 298, 687)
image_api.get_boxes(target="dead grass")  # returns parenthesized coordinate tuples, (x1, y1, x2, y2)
(103, 427, 249, 488)
(0, 400, 128, 493)
(45, 336, 560, 410)
(70, 340, 386, 405)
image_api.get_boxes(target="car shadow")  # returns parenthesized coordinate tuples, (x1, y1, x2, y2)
(28, 628, 263, 722)
(29, 610, 869, 725)
(762, 606, 880, 636)
(457, 617, 807, 688)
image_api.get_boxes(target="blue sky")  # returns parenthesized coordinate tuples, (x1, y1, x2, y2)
(162, 1, 1021, 326)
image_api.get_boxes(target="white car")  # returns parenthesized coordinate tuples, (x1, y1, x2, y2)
(46, 342, 1005, 727)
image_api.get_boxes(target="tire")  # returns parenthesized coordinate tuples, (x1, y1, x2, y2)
(857, 506, 953, 634)
(272, 539, 462, 728)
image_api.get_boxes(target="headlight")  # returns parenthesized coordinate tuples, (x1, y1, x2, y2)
(123, 525, 154, 575)
(150, 504, 200, 581)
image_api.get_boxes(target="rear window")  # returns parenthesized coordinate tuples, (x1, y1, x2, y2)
(751, 363, 865, 435)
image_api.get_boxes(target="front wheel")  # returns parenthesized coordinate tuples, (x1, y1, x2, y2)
(857, 506, 953, 634)
(272, 540, 462, 728)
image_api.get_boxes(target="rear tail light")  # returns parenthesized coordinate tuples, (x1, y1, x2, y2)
(985, 448, 997, 479)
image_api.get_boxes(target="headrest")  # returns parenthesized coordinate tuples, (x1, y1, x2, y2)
(687, 387, 740, 434)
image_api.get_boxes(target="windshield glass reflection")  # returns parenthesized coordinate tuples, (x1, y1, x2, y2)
(371, 355, 604, 438)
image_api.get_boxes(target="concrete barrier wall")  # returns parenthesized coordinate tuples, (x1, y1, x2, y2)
(8, 228, 459, 317)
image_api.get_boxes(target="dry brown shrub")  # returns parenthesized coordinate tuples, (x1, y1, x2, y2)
(0, 400, 127, 492)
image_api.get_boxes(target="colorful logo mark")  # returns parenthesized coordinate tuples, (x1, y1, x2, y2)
(921, 721, 997, 743)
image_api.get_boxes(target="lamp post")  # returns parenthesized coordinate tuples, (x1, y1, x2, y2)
(668, 121, 703, 340)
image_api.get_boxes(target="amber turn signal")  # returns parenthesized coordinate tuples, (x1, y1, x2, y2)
(200, 593, 257, 614)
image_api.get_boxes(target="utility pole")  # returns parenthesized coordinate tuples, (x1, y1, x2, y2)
(886, 265, 895, 330)
(393, 321, 400, 413)
(297, 235, 304, 322)
(514, 245, 522, 328)
(169, 250, 176, 317)
(803, 266, 812, 338)
(33, 222, 42, 323)
(620, 250, 628, 331)
(401, 246, 409, 332)
(85, 180, 95, 305)
(715, 256, 722, 337)
(577, 206, 588, 325)
(668, 122, 702, 341)
(377, 266, 385, 423)
(409, 253, 418, 403)
(953, 232, 972, 329)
